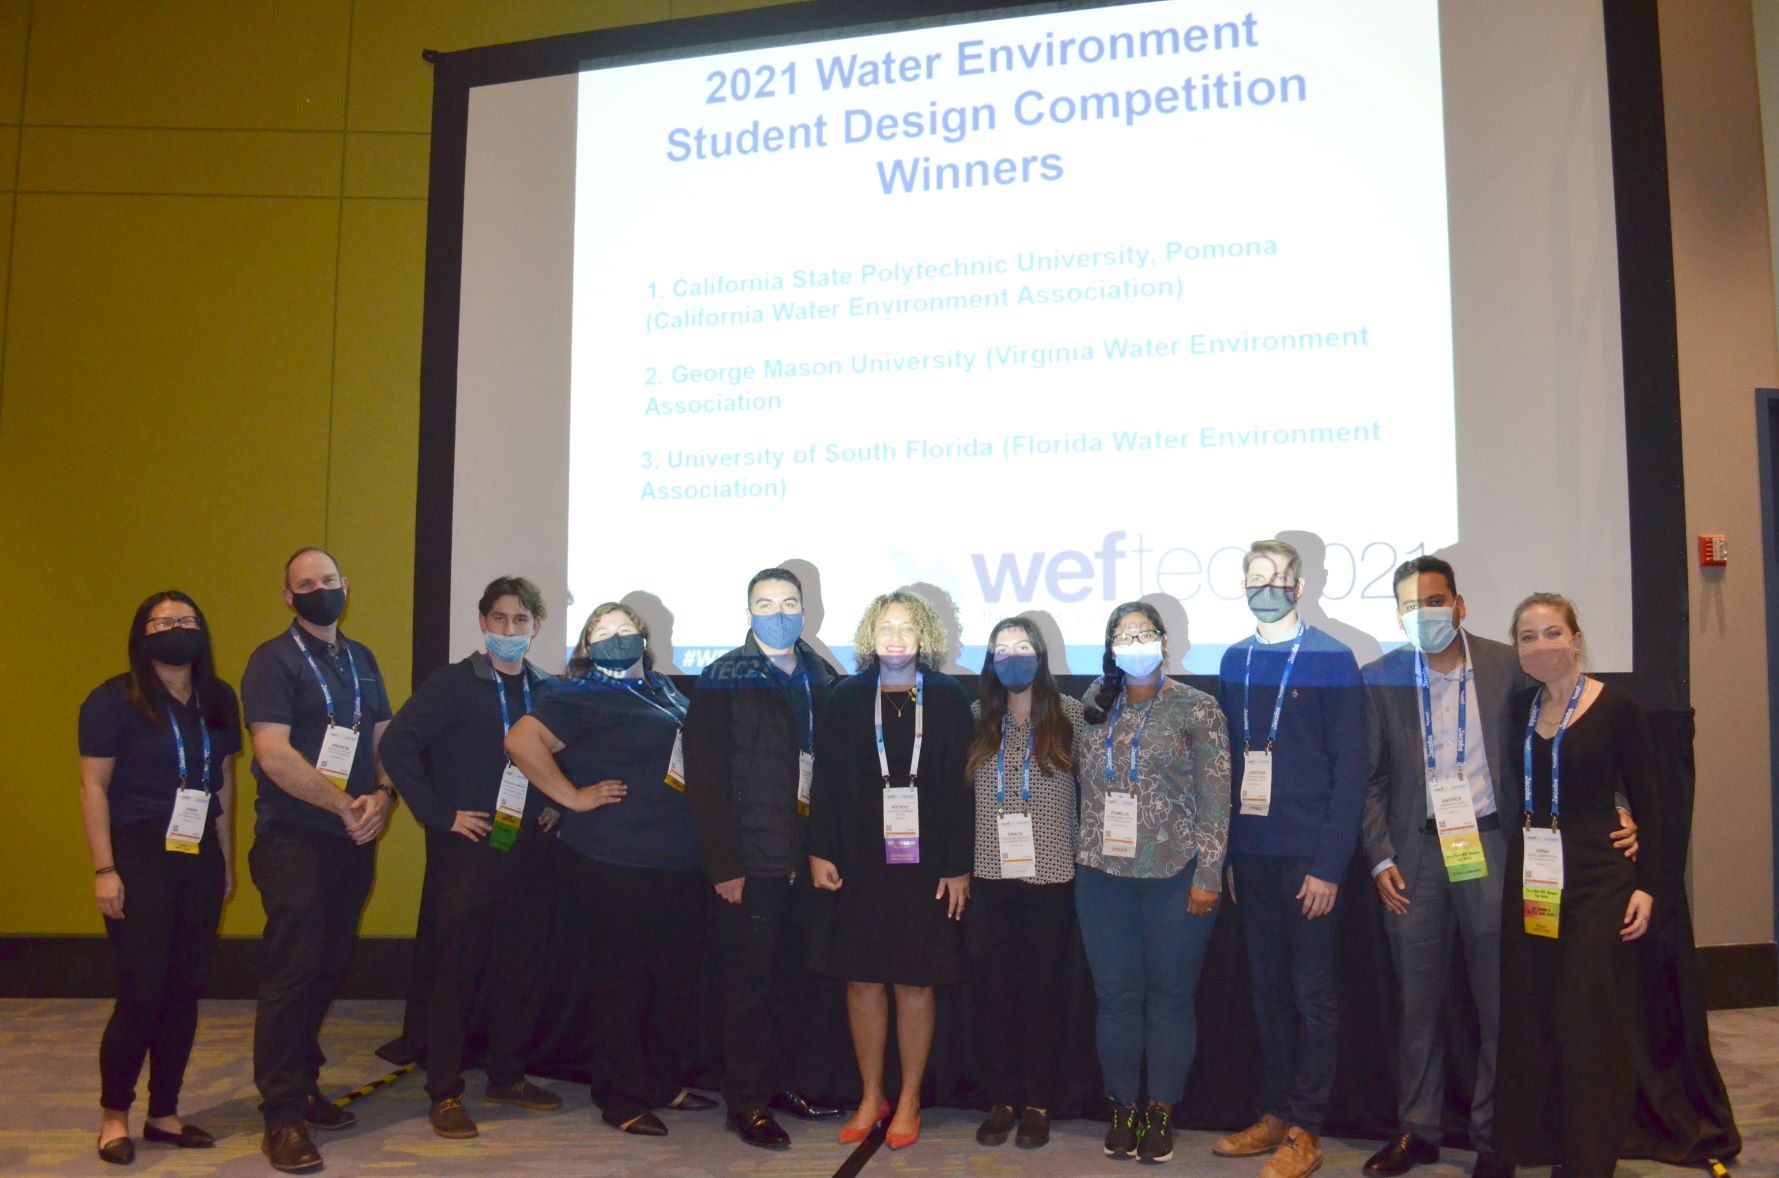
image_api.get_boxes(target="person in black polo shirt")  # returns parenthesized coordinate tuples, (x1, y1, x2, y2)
(381, 575, 563, 1140)
(79, 591, 240, 1166)
(241, 547, 395, 1173)
(684, 566, 843, 1150)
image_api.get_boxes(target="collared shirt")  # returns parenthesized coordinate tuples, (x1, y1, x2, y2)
(1416, 655, 1496, 820)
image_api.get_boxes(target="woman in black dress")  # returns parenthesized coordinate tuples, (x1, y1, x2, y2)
(807, 588, 973, 1151)
(1496, 593, 1662, 1177)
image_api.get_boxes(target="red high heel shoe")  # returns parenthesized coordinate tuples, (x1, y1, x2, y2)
(838, 1099, 891, 1145)
(886, 1112, 921, 1150)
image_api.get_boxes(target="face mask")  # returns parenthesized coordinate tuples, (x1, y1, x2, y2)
(485, 631, 532, 663)
(994, 652, 1040, 690)
(1402, 607, 1457, 654)
(1246, 584, 1296, 623)
(750, 610, 804, 650)
(291, 586, 347, 627)
(587, 633, 645, 671)
(1112, 641, 1164, 679)
(145, 627, 204, 667)
(1518, 641, 1576, 683)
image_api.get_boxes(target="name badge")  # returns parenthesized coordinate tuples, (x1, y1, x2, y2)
(664, 730, 687, 792)
(316, 724, 360, 788)
(883, 786, 920, 865)
(1522, 826, 1564, 938)
(797, 750, 814, 815)
(1429, 777, 1487, 882)
(1240, 750, 1274, 816)
(1102, 793, 1138, 858)
(997, 813, 1036, 879)
(490, 762, 529, 853)
(164, 788, 209, 854)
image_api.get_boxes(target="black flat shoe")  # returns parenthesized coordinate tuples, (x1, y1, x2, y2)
(976, 1104, 1016, 1146)
(668, 1090, 717, 1110)
(729, 1107, 792, 1149)
(97, 1135, 134, 1165)
(1015, 1107, 1050, 1149)
(142, 1122, 215, 1148)
(770, 1089, 842, 1119)
(604, 1109, 668, 1136)
(304, 1095, 357, 1131)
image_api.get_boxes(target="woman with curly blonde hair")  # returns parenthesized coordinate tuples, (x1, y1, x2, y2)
(807, 588, 974, 1151)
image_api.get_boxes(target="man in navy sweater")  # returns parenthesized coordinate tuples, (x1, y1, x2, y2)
(1212, 538, 1367, 1178)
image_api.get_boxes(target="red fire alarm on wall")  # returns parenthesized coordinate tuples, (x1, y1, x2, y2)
(1698, 535, 1728, 567)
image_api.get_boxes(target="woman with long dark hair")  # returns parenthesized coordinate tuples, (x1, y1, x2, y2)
(1072, 601, 1231, 1165)
(78, 591, 241, 1164)
(966, 617, 1082, 1150)
(806, 588, 974, 1151)
(504, 601, 715, 1136)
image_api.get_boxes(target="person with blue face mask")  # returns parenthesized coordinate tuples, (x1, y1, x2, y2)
(1356, 559, 1638, 1178)
(379, 576, 565, 1140)
(1072, 602, 1232, 1165)
(963, 618, 1085, 1151)
(1213, 539, 1365, 1178)
(683, 567, 847, 1150)
(505, 602, 713, 1138)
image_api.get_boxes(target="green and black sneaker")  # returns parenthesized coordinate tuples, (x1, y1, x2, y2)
(1137, 1101, 1175, 1163)
(1104, 1099, 1139, 1158)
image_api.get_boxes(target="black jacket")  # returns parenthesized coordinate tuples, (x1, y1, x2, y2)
(684, 633, 839, 880)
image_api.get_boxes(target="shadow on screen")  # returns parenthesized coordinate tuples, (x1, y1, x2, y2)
(779, 557, 848, 674)
(1277, 529, 1383, 666)
(1014, 608, 1072, 676)
(907, 580, 973, 676)
(1140, 593, 1193, 675)
(622, 589, 683, 674)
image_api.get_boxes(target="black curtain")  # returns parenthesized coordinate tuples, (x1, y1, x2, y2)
(384, 707, 1738, 1164)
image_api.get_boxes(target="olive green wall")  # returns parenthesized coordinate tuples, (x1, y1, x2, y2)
(0, 0, 777, 938)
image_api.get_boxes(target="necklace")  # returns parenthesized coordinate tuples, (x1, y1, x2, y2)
(881, 688, 912, 718)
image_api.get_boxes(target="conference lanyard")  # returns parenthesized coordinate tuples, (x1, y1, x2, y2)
(1103, 684, 1162, 788)
(290, 624, 362, 730)
(875, 670, 924, 787)
(1522, 673, 1585, 824)
(492, 665, 534, 734)
(1415, 631, 1471, 781)
(166, 699, 212, 793)
(996, 713, 1032, 807)
(1243, 625, 1305, 753)
(788, 661, 815, 753)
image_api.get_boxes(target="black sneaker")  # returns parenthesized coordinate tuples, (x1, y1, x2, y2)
(1137, 1102, 1174, 1162)
(1105, 1100, 1139, 1158)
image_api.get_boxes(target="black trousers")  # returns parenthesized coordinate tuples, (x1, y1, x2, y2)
(965, 877, 1077, 1111)
(99, 822, 225, 1116)
(713, 872, 824, 1116)
(559, 854, 702, 1121)
(417, 824, 553, 1099)
(250, 825, 375, 1130)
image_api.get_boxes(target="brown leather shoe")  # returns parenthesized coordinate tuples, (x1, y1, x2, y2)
(1258, 1127, 1324, 1178)
(1213, 1113, 1289, 1157)
(429, 1095, 479, 1139)
(262, 1125, 322, 1173)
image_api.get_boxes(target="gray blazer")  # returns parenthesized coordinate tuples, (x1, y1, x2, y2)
(1360, 632, 1528, 881)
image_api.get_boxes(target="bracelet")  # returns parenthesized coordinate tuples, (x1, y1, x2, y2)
(376, 783, 397, 799)
(95, 866, 118, 877)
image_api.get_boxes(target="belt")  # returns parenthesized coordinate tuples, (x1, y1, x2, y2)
(1422, 811, 1499, 834)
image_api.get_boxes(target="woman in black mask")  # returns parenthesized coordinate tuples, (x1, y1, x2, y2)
(504, 602, 714, 1136)
(78, 591, 241, 1164)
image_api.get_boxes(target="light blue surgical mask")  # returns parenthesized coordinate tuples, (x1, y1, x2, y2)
(1402, 607, 1457, 654)
(1112, 641, 1164, 679)
(750, 610, 804, 650)
(485, 631, 532, 662)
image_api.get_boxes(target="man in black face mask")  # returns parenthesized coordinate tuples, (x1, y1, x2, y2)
(240, 547, 396, 1172)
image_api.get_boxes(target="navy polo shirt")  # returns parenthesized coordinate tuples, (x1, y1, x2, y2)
(536, 672, 699, 871)
(78, 675, 242, 829)
(241, 623, 394, 839)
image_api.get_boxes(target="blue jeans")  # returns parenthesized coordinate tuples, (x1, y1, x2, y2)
(1233, 852, 1340, 1133)
(1074, 863, 1216, 1105)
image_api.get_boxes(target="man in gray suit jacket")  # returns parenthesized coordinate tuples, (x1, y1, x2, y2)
(1360, 557, 1635, 1178)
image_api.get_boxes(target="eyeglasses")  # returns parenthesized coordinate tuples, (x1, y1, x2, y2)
(1111, 629, 1161, 647)
(146, 616, 201, 632)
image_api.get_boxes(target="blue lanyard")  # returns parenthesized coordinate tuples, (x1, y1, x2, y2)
(166, 699, 212, 793)
(996, 713, 1032, 807)
(1102, 683, 1162, 790)
(1415, 631, 1470, 780)
(290, 624, 362, 730)
(874, 670, 924, 787)
(492, 665, 534, 735)
(1522, 674, 1585, 822)
(595, 670, 687, 723)
(1243, 625, 1305, 752)
(778, 657, 814, 752)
